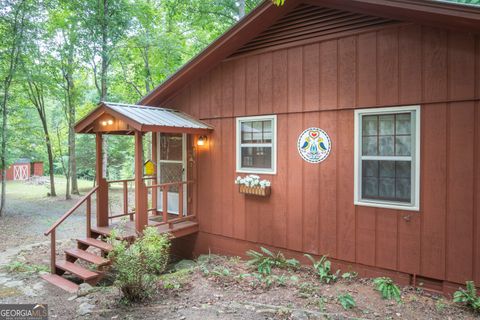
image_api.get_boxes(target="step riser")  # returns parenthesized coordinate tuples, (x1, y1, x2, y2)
(41, 274, 79, 293)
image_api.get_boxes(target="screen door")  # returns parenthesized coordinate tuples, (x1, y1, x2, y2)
(157, 133, 187, 214)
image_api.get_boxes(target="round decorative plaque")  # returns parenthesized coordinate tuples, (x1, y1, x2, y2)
(297, 127, 332, 163)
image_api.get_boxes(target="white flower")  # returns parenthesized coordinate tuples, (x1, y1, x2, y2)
(235, 174, 271, 188)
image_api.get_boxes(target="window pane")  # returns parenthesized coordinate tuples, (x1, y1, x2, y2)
(363, 178, 378, 198)
(160, 134, 183, 161)
(361, 160, 412, 203)
(252, 131, 263, 142)
(379, 115, 394, 135)
(362, 115, 377, 136)
(362, 160, 378, 177)
(396, 161, 411, 178)
(241, 147, 272, 169)
(379, 136, 394, 156)
(396, 113, 411, 135)
(242, 132, 251, 143)
(379, 161, 395, 178)
(264, 131, 273, 142)
(241, 122, 253, 143)
(396, 178, 411, 201)
(362, 136, 377, 156)
(379, 178, 395, 199)
(395, 136, 411, 156)
(263, 120, 272, 132)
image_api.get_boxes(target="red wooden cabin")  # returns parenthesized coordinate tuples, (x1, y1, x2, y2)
(43, 0, 480, 295)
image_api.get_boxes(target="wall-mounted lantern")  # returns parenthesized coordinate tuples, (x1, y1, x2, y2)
(197, 135, 207, 146)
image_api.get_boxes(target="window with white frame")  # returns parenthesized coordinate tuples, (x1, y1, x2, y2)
(236, 115, 276, 174)
(354, 106, 420, 211)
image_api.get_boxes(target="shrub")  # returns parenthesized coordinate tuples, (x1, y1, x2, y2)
(136, 227, 171, 274)
(373, 277, 401, 302)
(108, 227, 171, 302)
(338, 293, 356, 310)
(453, 281, 480, 312)
(246, 247, 299, 275)
(304, 254, 339, 284)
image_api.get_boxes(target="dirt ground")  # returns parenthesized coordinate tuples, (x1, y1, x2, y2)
(0, 179, 479, 319)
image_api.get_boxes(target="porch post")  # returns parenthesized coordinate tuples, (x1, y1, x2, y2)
(135, 131, 148, 233)
(95, 133, 109, 227)
(151, 133, 158, 215)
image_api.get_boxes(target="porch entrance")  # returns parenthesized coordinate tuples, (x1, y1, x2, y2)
(41, 102, 212, 292)
(157, 133, 187, 215)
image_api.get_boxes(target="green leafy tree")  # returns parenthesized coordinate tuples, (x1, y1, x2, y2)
(0, 0, 35, 215)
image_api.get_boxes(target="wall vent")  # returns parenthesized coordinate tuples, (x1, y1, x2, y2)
(231, 4, 398, 57)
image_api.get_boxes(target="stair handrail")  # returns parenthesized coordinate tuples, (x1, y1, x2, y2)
(44, 186, 99, 236)
(44, 185, 98, 274)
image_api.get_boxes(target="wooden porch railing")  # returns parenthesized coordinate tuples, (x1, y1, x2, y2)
(146, 180, 195, 229)
(106, 176, 155, 220)
(44, 186, 99, 274)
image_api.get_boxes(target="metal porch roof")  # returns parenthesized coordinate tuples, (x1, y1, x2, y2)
(75, 102, 213, 134)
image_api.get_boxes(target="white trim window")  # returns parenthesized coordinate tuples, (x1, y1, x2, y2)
(236, 115, 277, 174)
(354, 106, 420, 211)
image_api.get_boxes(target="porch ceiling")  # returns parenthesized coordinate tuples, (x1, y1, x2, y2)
(75, 102, 213, 135)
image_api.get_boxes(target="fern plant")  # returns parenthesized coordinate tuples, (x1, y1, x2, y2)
(247, 247, 299, 275)
(304, 254, 339, 284)
(338, 293, 356, 310)
(453, 281, 480, 312)
(373, 277, 402, 302)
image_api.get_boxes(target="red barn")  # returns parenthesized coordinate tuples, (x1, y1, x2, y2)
(43, 0, 480, 295)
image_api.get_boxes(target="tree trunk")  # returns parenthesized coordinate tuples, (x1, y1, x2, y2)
(0, 84, 9, 216)
(39, 109, 56, 197)
(66, 50, 79, 195)
(99, 0, 109, 179)
(46, 137, 56, 197)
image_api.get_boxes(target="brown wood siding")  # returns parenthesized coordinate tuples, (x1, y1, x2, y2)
(166, 24, 480, 286)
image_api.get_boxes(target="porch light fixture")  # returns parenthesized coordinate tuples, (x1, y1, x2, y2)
(101, 119, 114, 126)
(197, 135, 207, 146)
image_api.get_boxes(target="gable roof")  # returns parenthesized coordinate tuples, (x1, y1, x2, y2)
(139, 0, 480, 106)
(75, 102, 213, 135)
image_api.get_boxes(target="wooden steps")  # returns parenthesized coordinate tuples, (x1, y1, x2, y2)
(65, 248, 110, 266)
(55, 260, 100, 282)
(77, 237, 113, 252)
(43, 220, 199, 293)
(42, 236, 113, 292)
(41, 274, 79, 293)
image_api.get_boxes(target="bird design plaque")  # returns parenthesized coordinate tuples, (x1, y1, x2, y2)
(297, 128, 331, 163)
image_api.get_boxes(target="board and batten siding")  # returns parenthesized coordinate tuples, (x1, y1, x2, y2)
(165, 23, 480, 287)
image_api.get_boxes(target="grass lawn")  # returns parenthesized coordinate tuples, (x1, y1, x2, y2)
(6, 176, 94, 200)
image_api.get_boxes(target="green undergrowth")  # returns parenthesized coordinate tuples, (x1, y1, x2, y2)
(6, 261, 49, 274)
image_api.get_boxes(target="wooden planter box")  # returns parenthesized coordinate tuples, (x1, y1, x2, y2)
(238, 185, 271, 197)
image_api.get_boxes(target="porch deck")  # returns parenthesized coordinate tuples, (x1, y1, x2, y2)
(91, 218, 199, 241)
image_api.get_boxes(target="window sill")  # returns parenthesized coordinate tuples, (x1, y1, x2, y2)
(354, 200, 419, 212)
(236, 169, 276, 175)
